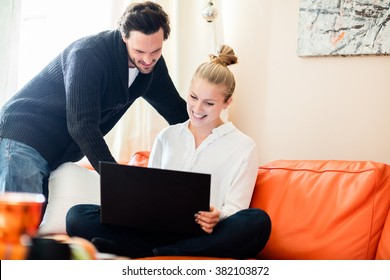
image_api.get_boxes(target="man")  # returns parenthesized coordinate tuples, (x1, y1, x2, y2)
(0, 1, 188, 197)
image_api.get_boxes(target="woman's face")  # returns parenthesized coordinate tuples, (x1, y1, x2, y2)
(187, 77, 231, 129)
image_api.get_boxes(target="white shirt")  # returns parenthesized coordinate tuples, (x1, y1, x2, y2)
(148, 120, 258, 220)
(128, 68, 139, 87)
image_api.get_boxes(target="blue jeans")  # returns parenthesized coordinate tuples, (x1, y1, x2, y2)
(66, 205, 271, 259)
(0, 138, 50, 195)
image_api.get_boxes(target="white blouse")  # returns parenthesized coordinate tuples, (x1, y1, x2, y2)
(148, 120, 258, 220)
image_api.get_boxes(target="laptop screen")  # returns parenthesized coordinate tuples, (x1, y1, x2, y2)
(99, 162, 211, 236)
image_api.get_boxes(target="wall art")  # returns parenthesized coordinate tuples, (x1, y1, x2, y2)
(297, 0, 390, 56)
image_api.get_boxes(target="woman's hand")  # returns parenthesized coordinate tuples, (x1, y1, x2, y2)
(195, 206, 220, 234)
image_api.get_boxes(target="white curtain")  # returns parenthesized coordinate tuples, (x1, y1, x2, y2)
(0, 0, 21, 106)
(103, 98, 169, 163)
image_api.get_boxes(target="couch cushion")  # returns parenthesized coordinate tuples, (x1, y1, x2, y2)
(38, 163, 100, 235)
(251, 160, 390, 260)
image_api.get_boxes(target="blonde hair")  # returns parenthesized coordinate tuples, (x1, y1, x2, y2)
(193, 45, 238, 102)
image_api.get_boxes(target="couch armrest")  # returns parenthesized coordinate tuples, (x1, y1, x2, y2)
(376, 209, 390, 259)
(128, 151, 150, 167)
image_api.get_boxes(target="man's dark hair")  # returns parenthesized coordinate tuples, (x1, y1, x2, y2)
(118, 1, 170, 40)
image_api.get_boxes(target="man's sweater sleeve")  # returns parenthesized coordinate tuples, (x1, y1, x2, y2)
(63, 48, 116, 171)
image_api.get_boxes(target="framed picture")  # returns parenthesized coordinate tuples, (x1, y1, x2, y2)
(297, 0, 390, 56)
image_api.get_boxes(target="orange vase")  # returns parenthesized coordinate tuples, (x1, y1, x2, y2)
(0, 192, 45, 260)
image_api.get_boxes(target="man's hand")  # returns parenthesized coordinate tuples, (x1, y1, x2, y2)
(195, 206, 220, 234)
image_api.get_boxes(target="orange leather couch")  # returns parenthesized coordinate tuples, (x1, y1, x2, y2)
(129, 151, 390, 260)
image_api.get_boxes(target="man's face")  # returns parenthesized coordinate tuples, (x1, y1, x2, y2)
(122, 28, 164, 74)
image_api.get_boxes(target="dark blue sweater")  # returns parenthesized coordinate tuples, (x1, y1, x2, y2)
(0, 30, 188, 172)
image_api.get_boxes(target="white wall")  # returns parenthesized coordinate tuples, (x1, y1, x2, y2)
(221, 0, 390, 164)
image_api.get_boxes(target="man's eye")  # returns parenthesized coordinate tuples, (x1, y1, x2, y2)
(206, 102, 214, 106)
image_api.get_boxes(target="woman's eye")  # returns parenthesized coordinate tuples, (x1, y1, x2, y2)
(190, 95, 197, 100)
(206, 102, 214, 106)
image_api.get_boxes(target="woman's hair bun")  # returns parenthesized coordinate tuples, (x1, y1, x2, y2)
(209, 45, 238, 67)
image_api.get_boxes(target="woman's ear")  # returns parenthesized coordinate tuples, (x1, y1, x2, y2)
(224, 97, 233, 109)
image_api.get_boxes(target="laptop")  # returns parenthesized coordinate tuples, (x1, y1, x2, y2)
(99, 161, 211, 236)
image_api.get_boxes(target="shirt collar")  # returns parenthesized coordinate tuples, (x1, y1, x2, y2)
(179, 120, 235, 137)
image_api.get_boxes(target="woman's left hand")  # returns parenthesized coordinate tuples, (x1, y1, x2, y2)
(195, 206, 220, 234)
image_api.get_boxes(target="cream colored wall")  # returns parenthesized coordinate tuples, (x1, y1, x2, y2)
(221, 0, 390, 164)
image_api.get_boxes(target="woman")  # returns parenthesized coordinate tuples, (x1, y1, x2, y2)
(66, 45, 271, 259)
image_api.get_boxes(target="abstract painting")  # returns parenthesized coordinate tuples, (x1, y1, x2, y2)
(297, 0, 390, 56)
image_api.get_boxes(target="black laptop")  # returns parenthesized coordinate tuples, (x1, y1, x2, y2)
(99, 162, 211, 236)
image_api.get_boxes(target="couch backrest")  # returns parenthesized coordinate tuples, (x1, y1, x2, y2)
(251, 160, 390, 260)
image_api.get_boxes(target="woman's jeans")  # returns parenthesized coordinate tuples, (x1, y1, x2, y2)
(66, 205, 271, 259)
(0, 137, 50, 195)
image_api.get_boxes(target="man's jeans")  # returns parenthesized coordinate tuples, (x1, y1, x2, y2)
(0, 137, 50, 194)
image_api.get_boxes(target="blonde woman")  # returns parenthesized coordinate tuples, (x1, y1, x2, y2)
(66, 45, 271, 259)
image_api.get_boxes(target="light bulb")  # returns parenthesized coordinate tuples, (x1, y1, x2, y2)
(202, 1, 218, 23)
